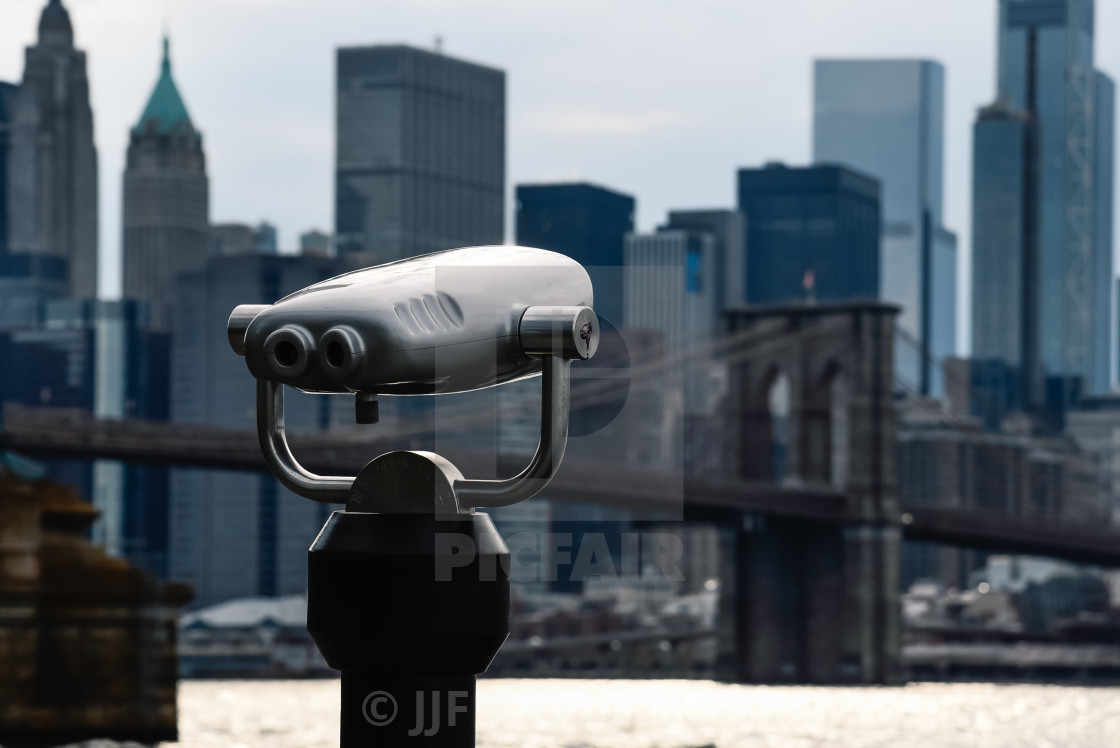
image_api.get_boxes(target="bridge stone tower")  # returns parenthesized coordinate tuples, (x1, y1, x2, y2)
(122, 37, 209, 331)
(722, 301, 902, 684)
(5, 0, 99, 300)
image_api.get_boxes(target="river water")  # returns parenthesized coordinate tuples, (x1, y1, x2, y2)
(170, 679, 1120, 747)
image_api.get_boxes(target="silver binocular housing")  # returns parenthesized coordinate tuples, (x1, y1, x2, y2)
(228, 245, 598, 395)
(227, 245, 600, 513)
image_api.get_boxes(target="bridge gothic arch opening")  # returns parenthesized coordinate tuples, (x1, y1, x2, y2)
(767, 369, 791, 483)
(824, 361, 851, 491)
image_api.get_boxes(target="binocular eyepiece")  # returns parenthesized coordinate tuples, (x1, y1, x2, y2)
(228, 245, 599, 396)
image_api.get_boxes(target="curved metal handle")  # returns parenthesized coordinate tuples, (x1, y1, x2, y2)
(257, 379, 353, 503)
(256, 355, 572, 509)
(454, 356, 571, 509)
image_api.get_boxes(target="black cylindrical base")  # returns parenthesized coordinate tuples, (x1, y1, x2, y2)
(341, 672, 475, 746)
(308, 511, 510, 748)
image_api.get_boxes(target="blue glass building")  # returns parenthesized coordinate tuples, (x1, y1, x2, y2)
(737, 164, 880, 306)
(971, 102, 1035, 410)
(813, 59, 957, 396)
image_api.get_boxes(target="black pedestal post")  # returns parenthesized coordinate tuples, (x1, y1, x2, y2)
(307, 511, 510, 747)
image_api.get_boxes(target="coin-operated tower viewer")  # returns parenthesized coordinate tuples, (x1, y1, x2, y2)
(228, 245, 599, 746)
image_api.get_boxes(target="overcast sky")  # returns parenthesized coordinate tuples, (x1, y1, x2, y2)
(2, 0, 1119, 353)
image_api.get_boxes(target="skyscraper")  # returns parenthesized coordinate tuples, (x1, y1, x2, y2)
(971, 101, 1035, 410)
(738, 164, 880, 306)
(210, 223, 255, 257)
(169, 253, 346, 607)
(624, 225, 724, 471)
(664, 209, 747, 310)
(1095, 72, 1116, 389)
(5, 0, 99, 300)
(972, 0, 1115, 407)
(515, 182, 635, 326)
(122, 37, 210, 331)
(624, 228, 720, 350)
(0, 81, 17, 257)
(0, 82, 69, 328)
(510, 182, 637, 593)
(253, 222, 278, 255)
(334, 45, 505, 264)
(299, 229, 331, 255)
(813, 59, 957, 395)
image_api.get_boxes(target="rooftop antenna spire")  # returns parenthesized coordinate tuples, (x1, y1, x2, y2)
(434, 34, 443, 53)
(161, 0, 170, 58)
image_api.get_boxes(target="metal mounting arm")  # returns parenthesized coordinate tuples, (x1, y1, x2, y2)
(455, 356, 571, 509)
(255, 355, 573, 509)
(257, 378, 353, 504)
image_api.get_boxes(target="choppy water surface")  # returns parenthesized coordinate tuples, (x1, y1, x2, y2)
(171, 679, 1120, 748)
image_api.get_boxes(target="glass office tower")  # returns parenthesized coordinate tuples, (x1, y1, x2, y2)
(738, 164, 880, 307)
(335, 45, 505, 264)
(515, 182, 636, 327)
(971, 102, 1035, 417)
(813, 59, 957, 396)
(974, 0, 1114, 403)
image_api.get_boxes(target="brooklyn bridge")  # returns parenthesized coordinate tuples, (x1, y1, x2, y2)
(3, 302, 1118, 684)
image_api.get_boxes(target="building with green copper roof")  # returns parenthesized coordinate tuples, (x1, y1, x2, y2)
(133, 37, 196, 137)
(122, 35, 209, 331)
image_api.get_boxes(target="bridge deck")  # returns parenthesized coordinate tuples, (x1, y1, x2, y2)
(3, 405, 1120, 566)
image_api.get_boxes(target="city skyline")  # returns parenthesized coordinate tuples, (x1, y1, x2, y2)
(1, 0, 1119, 357)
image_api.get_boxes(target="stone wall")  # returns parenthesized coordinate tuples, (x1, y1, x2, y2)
(0, 467, 191, 746)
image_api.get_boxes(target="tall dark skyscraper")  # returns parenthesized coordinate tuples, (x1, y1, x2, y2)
(122, 38, 210, 331)
(1095, 72, 1116, 388)
(334, 45, 505, 264)
(169, 252, 346, 607)
(5, 0, 99, 300)
(972, 0, 1115, 405)
(813, 59, 957, 396)
(971, 101, 1035, 410)
(738, 164, 880, 306)
(0, 82, 17, 257)
(515, 182, 635, 325)
(511, 182, 637, 594)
